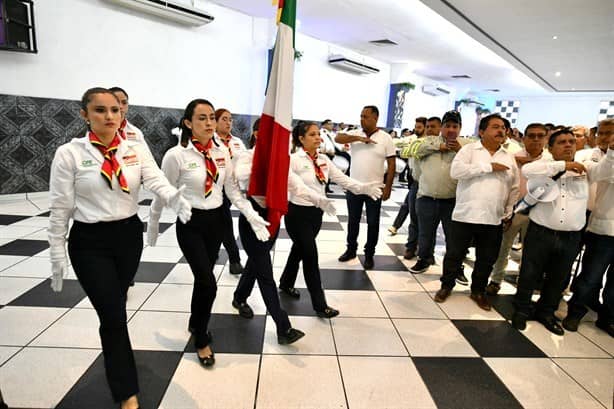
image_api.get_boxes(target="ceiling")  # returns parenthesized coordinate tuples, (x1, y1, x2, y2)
(208, 0, 614, 96)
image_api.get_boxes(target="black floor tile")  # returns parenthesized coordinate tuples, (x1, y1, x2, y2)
(453, 320, 546, 358)
(0, 239, 49, 256)
(38, 211, 50, 217)
(320, 221, 344, 231)
(56, 350, 183, 409)
(8, 279, 86, 308)
(184, 314, 266, 354)
(0, 214, 31, 225)
(138, 198, 152, 205)
(134, 262, 176, 283)
(358, 255, 406, 271)
(490, 294, 516, 321)
(387, 242, 408, 257)
(278, 289, 318, 316)
(413, 357, 523, 409)
(320, 268, 374, 291)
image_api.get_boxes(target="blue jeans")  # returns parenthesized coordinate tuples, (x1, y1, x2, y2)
(345, 191, 382, 256)
(568, 232, 614, 322)
(416, 196, 454, 263)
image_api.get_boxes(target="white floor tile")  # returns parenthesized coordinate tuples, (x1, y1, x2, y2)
(0, 201, 41, 215)
(434, 292, 506, 320)
(0, 225, 44, 239)
(10, 216, 50, 228)
(332, 317, 407, 356)
(0, 255, 28, 271)
(366, 270, 423, 292)
(0, 346, 20, 366)
(485, 357, 605, 409)
(140, 246, 184, 263)
(324, 290, 387, 318)
(162, 263, 194, 284)
(141, 283, 193, 312)
(578, 323, 614, 356)
(394, 318, 479, 357)
(0, 306, 67, 346)
(340, 356, 436, 409)
(159, 353, 260, 409)
(0, 347, 100, 408)
(0, 276, 44, 304)
(379, 291, 447, 319)
(32, 308, 107, 349)
(212, 285, 267, 315)
(554, 358, 614, 409)
(519, 322, 611, 358)
(256, 355, 346, 409)
(413, 273, 444, 292)
(262, 315, 335, 355)
(319, 252, 364, 270)
(128, 310, 191, 351)
(0, 256, 54, 278)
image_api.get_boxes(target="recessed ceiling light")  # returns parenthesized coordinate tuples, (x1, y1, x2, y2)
(555, 71, 561, 77)
(552, 35, 558, 40)
(571, 88, 576, 91)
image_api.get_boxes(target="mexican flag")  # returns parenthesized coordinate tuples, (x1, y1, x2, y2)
(248, 0, 296, 235)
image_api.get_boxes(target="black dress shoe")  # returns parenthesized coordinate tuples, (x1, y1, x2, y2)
(562, 315, 582, 332)
(595, 319, 614, 337)
(279, 286, 300, 298)
(232, 299, 254, 319)
(434, 287, 451, 303)
(197, 348, 215, 367)
(316, 307, 339, 318)
(363, 255, 374, 270)
(537, 315, 564, 335)
(512, 312, 529, 330)
(338, 250, 357, 262)
(229, 262, 244, 275)
(129, 280, 135, 287)
(403, 248, 416, 260)
(277, 328, 305, 345)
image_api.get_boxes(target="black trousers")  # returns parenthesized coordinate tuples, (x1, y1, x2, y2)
(68, 214, 143, 402)
(176, 207, 224, 349)
(279, 203, 327, 311)
(345, 191, 382, 256)
(220, 192, 241, 264)
(514, 221, 582, 317)
(234, 199, 291, 335)
(441, 220, 503, 293)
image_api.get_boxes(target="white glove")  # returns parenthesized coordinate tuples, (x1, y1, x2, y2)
(316, 196, 336, 216)
(245, 211, 271, 242)
(169, 185, 192, 224)
(358, 182, 384, 201)
(147, 214, 160, 247)
(51, 258, 67, 292)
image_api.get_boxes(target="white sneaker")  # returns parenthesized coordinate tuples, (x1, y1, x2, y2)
(388, 226, 397, 235)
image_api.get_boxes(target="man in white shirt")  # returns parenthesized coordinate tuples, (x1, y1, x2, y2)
(434, 114, 519, 311)
(563, 119, 614, 337)
(512, 128, 613, 335)
(336, 106, 396, 270)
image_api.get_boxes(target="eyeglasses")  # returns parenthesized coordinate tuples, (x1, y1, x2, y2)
(525, 133, 547, 140)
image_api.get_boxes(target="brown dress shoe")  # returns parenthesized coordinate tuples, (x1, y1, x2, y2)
(470, 292, 492, 311)
(434, 287, 451, 303)
(485, 281, 501, 296)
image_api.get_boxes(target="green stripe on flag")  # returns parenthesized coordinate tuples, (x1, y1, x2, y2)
(279, 0, 296, 48)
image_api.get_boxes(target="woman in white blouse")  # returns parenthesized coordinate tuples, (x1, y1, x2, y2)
(147, 99, 270, 367)
(279, 121, 383, 317)
(48, 87, 191, 409)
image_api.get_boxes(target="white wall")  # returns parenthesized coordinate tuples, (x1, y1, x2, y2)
(0, 0, 392, 122)
(511, 94, 614, 131)
(293, 34, 390, 125)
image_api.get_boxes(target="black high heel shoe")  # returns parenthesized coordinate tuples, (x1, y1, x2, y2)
(197, 348, 215, 367)
(279, 286, 300, 298)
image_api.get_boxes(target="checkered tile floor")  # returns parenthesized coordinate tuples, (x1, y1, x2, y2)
(0, 186, 612, 409)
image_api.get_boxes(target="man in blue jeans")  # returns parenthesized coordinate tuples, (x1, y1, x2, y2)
(335, 106, 396, 270)
(563, 119, 614, 337)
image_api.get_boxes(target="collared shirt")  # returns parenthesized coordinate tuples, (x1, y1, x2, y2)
(585, 149, 614, 235)
(154, 139, 250, 214)
(414, 135, 472, 199)
(522, 152, 613, 232)
(215, 133, 246, 158)
(346, 129, 396, 183)
(319, 129, 336, 155)
(48, 134, 177, 257)
(451, 142, 520, 225)
(289, 148, 362, 206)
(576, 147, 604, 211)
(502, 138, 523, 154)
(515, 149, 552, 197)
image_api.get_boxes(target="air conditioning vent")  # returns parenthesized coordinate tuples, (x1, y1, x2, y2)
(105, 0, 214, 26)
(451, 74, 471, 79)
(422, 84, 451, 96)
(369, 39, 398, 46)
(328, 54, 380, 75)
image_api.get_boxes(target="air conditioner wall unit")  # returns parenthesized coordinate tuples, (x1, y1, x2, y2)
(105, 0, 214, 26)
(328, 54, 380, 75)
(422, 84, 451, 96)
